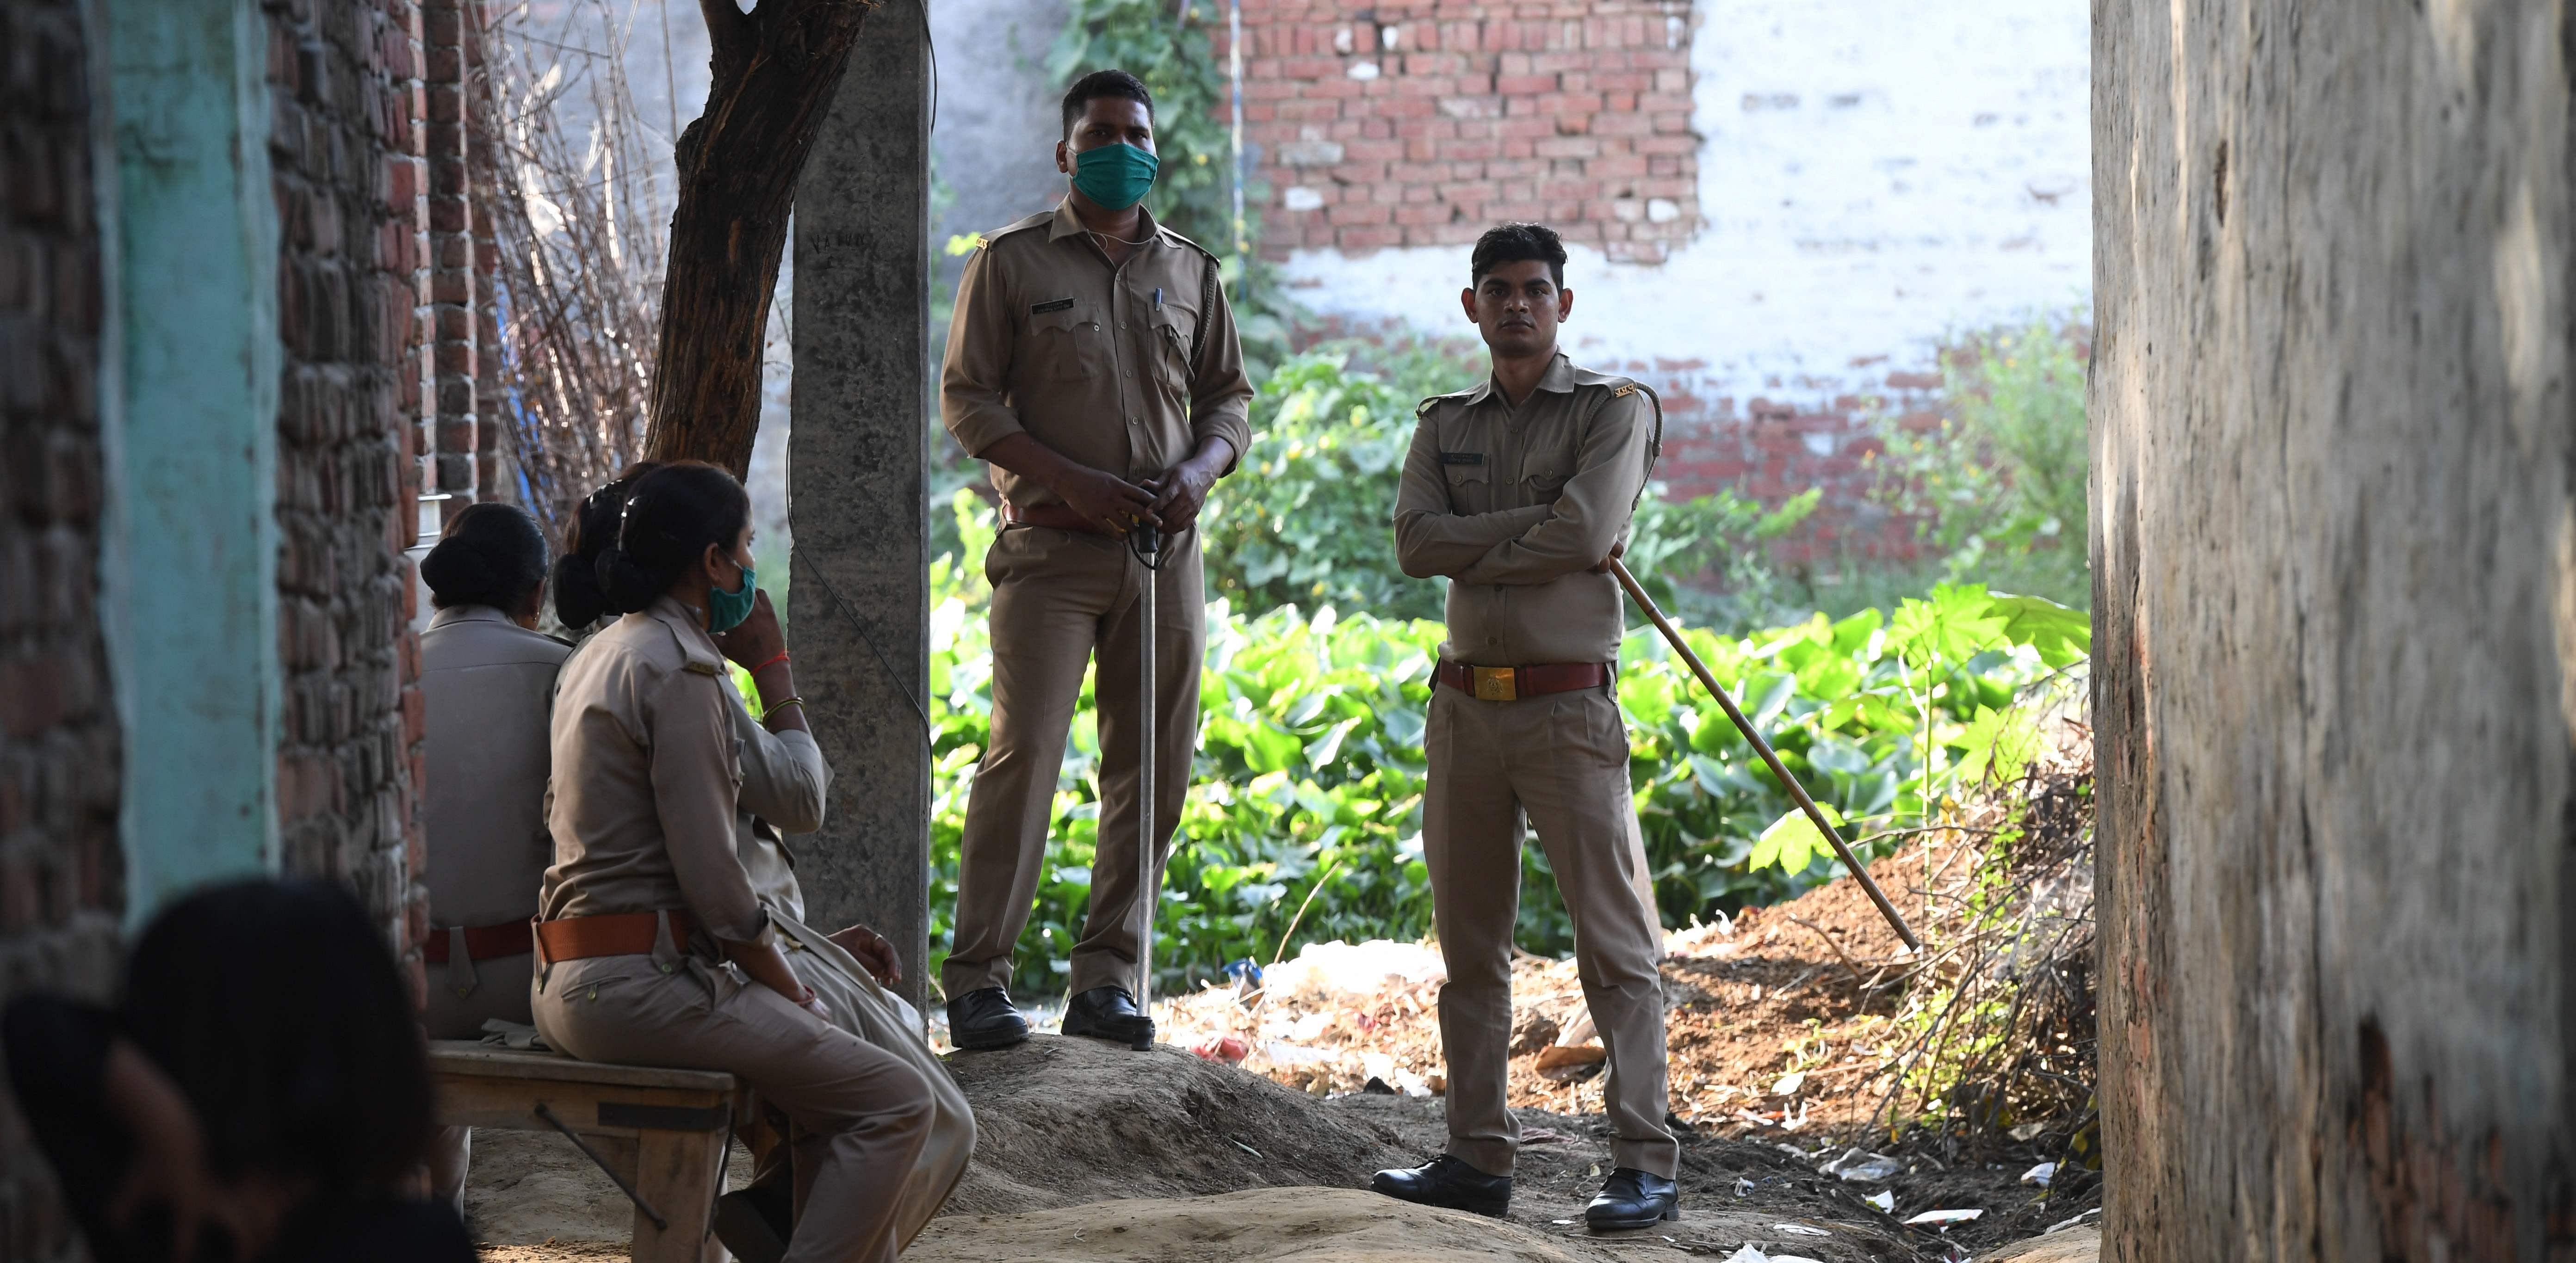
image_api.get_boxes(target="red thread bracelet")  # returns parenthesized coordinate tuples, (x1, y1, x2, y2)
(750, 651, 791, 674)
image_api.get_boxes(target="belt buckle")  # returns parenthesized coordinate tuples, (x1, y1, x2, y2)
(1472, 665, 1518, 702)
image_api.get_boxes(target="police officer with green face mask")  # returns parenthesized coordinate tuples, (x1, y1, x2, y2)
(938, 69, 1256, 1050)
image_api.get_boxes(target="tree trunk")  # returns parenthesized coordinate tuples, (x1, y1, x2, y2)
(2092, 2, 2574, 1259)
(642, 0, 880, 478)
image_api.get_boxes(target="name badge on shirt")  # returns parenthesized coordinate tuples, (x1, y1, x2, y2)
(1029, 297, 1076, 315)
(1440, 452, 1485, 466)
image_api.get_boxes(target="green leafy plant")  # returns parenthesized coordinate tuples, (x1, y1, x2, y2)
(1870, 315, 2091, 607)
(923, 489, 2089, 996)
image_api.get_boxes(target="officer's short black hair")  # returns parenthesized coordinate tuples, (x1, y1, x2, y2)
(1470, 222, 1567, 289)
(1062, 69, 1155, 139)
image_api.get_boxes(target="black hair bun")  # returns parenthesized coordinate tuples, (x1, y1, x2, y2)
(422, 503, 547, 613)
(551, 553, 608, 628)
(594, 546, 664, 617)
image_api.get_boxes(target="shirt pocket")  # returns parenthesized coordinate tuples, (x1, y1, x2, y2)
(1439, 454, 1494, 515)
(1151, 312, 1195, 394)
(1026, 302, 1101, 384)
(1522, 441, 1578, 503)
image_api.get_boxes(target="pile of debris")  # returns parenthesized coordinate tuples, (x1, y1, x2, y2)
(1158, 724, 2102, 1251)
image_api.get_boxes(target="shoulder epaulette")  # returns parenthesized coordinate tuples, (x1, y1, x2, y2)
(1156, 224, 1225, 265)
(979, 210, 1055, 246)
(683, 659, 722, 677)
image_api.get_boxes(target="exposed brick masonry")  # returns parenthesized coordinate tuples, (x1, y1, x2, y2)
(266, 0, 429, 971)
(0, 0, 123, 1252)
(1234, 0, 1698, 262)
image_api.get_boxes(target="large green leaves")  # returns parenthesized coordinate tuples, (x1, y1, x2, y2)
(926, 493, 2090, 992)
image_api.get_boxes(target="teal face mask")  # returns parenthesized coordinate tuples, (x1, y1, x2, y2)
(708, 558, 757, 633)
(1071, 142, 1159, 212)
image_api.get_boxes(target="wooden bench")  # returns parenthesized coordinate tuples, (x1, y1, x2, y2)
(430, 1040, 746, 1262)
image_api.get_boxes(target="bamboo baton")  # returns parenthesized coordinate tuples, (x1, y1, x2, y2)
(1607, 557, 1922, 951)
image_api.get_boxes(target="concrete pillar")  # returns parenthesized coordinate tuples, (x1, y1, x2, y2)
(105, 0, 281, 918)
(789, 13, 932, 1012)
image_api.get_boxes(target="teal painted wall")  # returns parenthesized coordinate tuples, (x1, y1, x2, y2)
(106, 0, 280, 923)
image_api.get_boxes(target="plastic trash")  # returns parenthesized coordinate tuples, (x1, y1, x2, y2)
(1825, 1149, 1905, 1183)
(1770, 1070, 1808, 1097)
(1733, 1177, 1756, 1198)
(1864, 1190, 1895, 1213)
(2020, 1161, 2056, 1187)
(1772, 1224, 1831, 1237)
(1189, 1034, 1251, 1063)
(1721, 1247, 1768, 1263)
(1903, 1208, 1986, 1227)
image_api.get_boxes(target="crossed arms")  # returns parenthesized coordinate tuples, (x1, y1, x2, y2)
(1390, 392, 1654, 585)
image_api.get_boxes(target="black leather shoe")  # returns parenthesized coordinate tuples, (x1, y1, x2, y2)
(1584, 1168, 1680, 1232)
(711, 1180, 791, 1263)
(1370, 1155, 1511, 1218)
(1060, 985, 1155, 1049)
(946, 986, 1030, 1050)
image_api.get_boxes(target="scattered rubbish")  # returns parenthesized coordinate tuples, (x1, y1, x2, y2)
(1229, 1138, 1262, 1158)
(2007, 1121, 2048, 1142)
(1425, 1073, 1445, 1094)
(1864, 1190, 1895, 1213)
(2020, 1161, 2057, 1187)
(1733, 1177, 1756, 1198)
(1769, 1071, 1808, 1097)
(1261, 1040, 1336, 1066)
(1521, 1127, 1572, 1146)
(2046, 1207, 2103, 1234)
(1536, 1012, 1607, 1079)
(1772, 1257, 1825, 1263)
(1189, 1034, 1250, 1064)
(1552, 1219, 1575, 1226)
(1823, 1148, 1904, 1183)
(1772, 1224, 1831, 1237)
(1721, 1247, 1769, 1263)
(1362, 1076, 1396, 1095)
(1222, 958, 1264, 1006)
(1903, 1208, 1986, 1227)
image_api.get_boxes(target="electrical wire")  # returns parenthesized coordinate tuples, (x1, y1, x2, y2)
(792, 552, 936, 748)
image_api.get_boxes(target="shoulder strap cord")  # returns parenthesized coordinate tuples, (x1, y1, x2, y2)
(1190, 254, 1219, 369)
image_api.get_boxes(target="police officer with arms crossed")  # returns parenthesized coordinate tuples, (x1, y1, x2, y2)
(939, 68, 1255, 1048)
(1370, 222, 1680, 1231)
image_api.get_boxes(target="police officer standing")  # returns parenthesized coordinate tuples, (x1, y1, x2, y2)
(939, 69, 1254, 1049)
(1371, 223, 1679, 1230)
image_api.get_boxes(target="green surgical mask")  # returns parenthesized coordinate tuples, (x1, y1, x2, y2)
(708, 558, 757, 633)
(1071, 142, 1159, 212)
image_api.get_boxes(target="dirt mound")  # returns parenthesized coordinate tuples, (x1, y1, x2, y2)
(940, 1034, 1412, 1217)
(908, 1187, 1626, 1263)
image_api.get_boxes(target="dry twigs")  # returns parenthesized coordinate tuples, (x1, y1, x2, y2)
(474, 0, 665, 540)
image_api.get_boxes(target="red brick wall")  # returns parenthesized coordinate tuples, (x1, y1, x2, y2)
(1234, 0, 1697, 261)
(0, 0, 123, 1250)
(266, 0, 430, 982)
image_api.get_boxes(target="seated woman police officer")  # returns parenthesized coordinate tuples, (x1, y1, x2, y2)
(533, 462, 932, 1263)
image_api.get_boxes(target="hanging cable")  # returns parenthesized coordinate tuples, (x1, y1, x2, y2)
(791, 553, 936, 749)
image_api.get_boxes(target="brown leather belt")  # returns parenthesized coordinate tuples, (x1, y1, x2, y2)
(1001, 500, 1113, 536)
(532, 910, 700, 965)
(423, 919, 535, 965)
(1435, 660, 1613, 702)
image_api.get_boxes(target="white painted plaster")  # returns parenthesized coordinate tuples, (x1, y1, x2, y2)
(1277, 0, 2090, 407)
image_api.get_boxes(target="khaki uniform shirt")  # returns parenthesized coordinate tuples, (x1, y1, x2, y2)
(420, 605, 570, 929)
(540, 596, 770, 946)
(724, 681, 830, 924)
(941, 197, 1254, 507)
(1393, 353, 1661, 666)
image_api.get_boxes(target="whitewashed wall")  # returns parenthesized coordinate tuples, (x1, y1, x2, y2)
(1278, 0, 2090, 407)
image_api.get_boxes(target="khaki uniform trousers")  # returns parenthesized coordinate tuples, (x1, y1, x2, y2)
(942, 524, 1203, 999)
(1423, 684, 1678, 1179)
(773, 912, 974, 1245)
(530, 919, 935, 1263)
(423, 946, 536, 1213)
